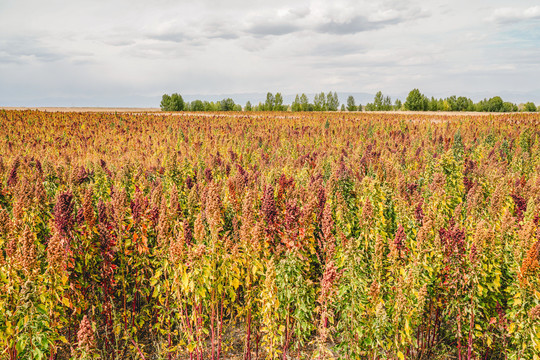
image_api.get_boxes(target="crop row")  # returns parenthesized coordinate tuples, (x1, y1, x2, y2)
(0, 110, 539, 359)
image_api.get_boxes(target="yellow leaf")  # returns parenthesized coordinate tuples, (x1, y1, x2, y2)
(493, 276, 501, 289)
(58, 336, 68, 344)
(182, 272, 189, 290)
(398, 351, 405, 360)
(404, 318, 411, 338)
(62, 297, 71, 308)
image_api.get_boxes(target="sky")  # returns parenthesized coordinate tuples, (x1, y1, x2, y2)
(1, 0, 540, 107)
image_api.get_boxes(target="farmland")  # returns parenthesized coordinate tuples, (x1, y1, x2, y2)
(0, 109, 540, 359)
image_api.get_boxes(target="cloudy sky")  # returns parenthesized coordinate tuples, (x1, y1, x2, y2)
(1, 0, 540, 106)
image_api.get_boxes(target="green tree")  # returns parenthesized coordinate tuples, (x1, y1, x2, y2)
(203, 101, 216, 111)
(265, 93, 275, 111)
(275, 93, 284, 111)
(220, 98, 236, 111)
(524, 102, 537, 112)
(446, 95, 458, 111)
(404, 89, 428, 111)
(456, 96, 473, 111)
(191, 100, 204, 111)
(437, 98, 445, 111)
(364, 103, 375, 111)
(383, 95, 392, 110)
(300, 93, 309, 111)
(313, 92, 326, 111)
(487, 96, 504, 112)
(373, 91, 384, 110)
(394, 99, 402, 111)
(160, 94, 172, 111)
(245, 101, 252, 111)
(346, 96, 357, 111)
(291, 95, 301, 112)
(475, 99, 488, 112)
(503, 101, 517, 112)
(428, 97, 439, 111)
(160, 93, 185, 111)
(326, 91, 339, 111)
(170, 93, 185, 111)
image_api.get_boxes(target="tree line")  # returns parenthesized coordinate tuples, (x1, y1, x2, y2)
(161, 90, 539, 112)
(160, 94, 242, 112)
(402, 88, 538, 112)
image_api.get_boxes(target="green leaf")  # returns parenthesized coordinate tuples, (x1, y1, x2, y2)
(36, 304, 47, 315)
(16, 340, 26, 354)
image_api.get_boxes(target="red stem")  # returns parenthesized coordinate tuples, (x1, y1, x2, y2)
(255, 330, 260, 360)
(245, 308, 252, 360)
(131, 338, 146, 360)
(196, 302, 203, 360)
(457, 308, 462, 360)
(211, 288, 216, 360)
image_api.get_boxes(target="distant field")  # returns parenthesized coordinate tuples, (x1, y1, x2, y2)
(1, 109, 539, 359)
(1, 106, 527, 116)
(1, 106, 161, 113)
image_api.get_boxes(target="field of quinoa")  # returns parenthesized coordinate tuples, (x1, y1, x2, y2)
(1, 109, 540, 360)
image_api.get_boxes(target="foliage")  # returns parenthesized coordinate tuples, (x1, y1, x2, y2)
(220, 98, 236, 111)
(523, 102, 537, 112)
(160, 93, 185, 111)
(1, 109, 540, 359)
(404, 89, 428, 111)
(161, 91, 534, 113)
(346, 96, 357, 111)
(366, 91, 394, 111)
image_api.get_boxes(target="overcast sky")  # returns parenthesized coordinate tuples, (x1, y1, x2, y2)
(1, 0, 540, 106)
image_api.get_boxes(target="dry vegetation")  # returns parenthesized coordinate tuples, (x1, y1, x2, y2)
(0, 109, 540, 359)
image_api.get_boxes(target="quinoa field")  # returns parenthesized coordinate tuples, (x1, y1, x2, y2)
(1, 109, 540, 359)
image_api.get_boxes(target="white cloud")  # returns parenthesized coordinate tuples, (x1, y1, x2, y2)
(488, 6, 540, 23)
(0, 0, 539, 106)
